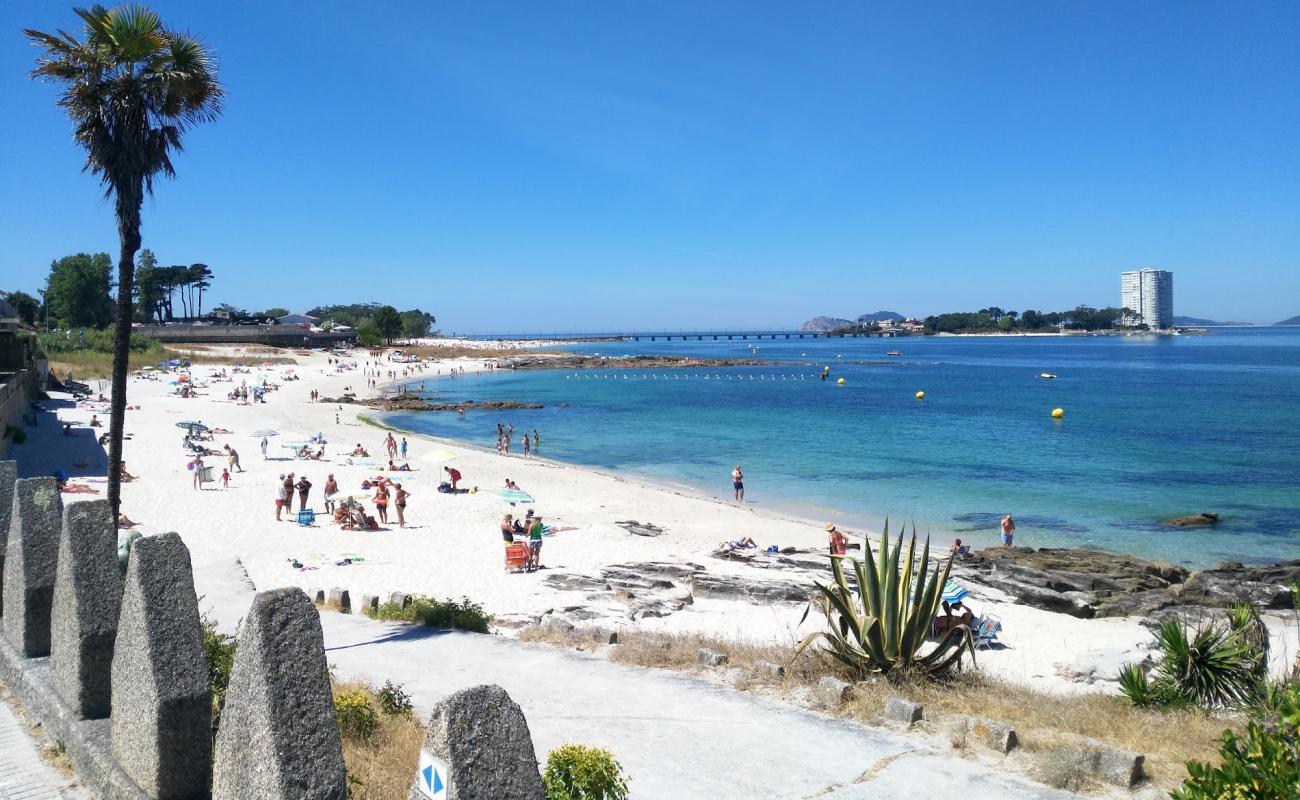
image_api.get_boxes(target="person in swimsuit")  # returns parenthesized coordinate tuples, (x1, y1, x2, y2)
(732, 465, 745, 503)
(527, 515, 544, 571)
(283, 474, 296, 513)
(394, 484, 410, 527)
(827, 523, 848, 556)
(295, 475, 312, 512)
(1000, 514, 1015, 547)
(323, 474, 338, 513)
(275, 475, 287, 521)
(374, 484, 390, 524)
(501, 514, 516, 544)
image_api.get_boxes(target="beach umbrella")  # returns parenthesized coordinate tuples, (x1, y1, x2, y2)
(498, 488, 535, 504)
(251, 429, 279, 437)
(422, 448, 457, 462)
(941, 580, 969, 605)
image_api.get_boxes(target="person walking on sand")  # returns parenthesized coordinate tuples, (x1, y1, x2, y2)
(323, 474, 338, 513)
(400, 437, 408, 460)
(522, 435, 531, 459)
(732, 464, 745, 503)
(192, 455, 205, 490)
(275, 475, 287, 521)
(296, 475, 312, 513)
(260, 436, 269, 460)
(385, 432, 397, 459)
(221, 468, 230, 489)
(394, 484, 410, 527)
(1000, 514, 1016, 547)
(226, 444, 242, 473)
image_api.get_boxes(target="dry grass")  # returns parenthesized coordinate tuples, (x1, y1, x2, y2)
(50, 345, 296, 380)
(333, 679, 425, 800)
(518, 625, 1237, 792)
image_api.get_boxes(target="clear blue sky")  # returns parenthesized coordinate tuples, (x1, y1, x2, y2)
(2, 2, 1298, 330)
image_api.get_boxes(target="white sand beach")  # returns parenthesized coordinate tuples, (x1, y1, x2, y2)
(15, 345, 1298, 698)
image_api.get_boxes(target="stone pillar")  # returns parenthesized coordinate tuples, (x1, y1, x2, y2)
(409, 684, 544, 800)
(213, 588, 346, 800)
(50, 499, 123, 718)
(111, 533, 211, 800)
(0, 460, 16, 617)
(2, 476, 63, 656)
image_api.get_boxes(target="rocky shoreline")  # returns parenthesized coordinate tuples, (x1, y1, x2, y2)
(496, 354, 784, 370)
(321, 394, 544, 412)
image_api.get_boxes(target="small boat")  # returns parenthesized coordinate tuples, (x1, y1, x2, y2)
(886, 350, 902, 356)
(1039, 373, 1057, 379)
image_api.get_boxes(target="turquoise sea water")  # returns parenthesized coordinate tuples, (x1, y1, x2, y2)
(382, 329, 1300, 568)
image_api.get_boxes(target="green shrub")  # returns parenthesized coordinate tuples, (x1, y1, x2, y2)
(376, 680, 413, 717)
(334, 688, 379, 739)
(37, 328, 163, 354)
(1173, 683, 1300, 800)
(1118, 615, 1258, 710)
(202, 615, 237, 733)
(542, 744, 630, 800)
(365, 595, 491, 633)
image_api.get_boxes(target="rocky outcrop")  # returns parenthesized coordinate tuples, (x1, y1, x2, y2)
(615, 520, 665, 537)
(954, 548, 1299, 619)
(1165, 513, 1219, 527)
(356, 396, 543, 412)
(799, 316, 854, 332)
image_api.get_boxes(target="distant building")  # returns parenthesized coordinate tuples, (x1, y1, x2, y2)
(1121, 269, 1173, 329)
(276, 313, 319, 326)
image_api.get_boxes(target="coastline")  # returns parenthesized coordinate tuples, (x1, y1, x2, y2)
(12, 343, 1297, 701)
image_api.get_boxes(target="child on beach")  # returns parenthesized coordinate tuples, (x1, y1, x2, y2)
(221, 468, 229, 488)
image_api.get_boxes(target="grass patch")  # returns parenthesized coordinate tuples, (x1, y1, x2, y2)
(365, 595, 491, 633)
(48, 345, 296, 380)
(333, 679, 425, 800)
(518, 626, 1237, 792)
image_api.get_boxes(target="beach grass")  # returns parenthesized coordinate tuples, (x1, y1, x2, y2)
(49, 344, 296, 381)
(519, 626, 1238, 792)
(332, 679, 425, 800)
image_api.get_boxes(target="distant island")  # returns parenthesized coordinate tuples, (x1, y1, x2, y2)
(799, 311, 903, 331)
(1171, 315, 1254, 327)
(1276, 315, 1300, 326)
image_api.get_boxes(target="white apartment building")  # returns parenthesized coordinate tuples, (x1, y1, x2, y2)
(1121, 269, 1173, 328)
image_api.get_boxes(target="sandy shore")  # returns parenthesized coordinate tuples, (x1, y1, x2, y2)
(13, 344, 1298, 697)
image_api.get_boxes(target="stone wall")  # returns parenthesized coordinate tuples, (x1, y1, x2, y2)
(0, 368, 32, 460)
(0, 462, 544, 799)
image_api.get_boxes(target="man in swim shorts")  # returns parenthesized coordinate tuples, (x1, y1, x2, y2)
(732, 465, 745, 503)
(1000, 514, 1015, 547)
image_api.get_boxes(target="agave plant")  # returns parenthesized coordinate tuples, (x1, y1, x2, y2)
(1119, 615, 1260, 710)
(795, 521, 974, 680)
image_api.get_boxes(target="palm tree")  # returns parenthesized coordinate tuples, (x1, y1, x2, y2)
(25, 4, 222, 518)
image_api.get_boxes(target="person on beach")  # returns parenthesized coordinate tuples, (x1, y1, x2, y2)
(373, 483, 390, 524)
(827, 523, 848, 556)
(275, 475, 287, 521)
(283, 474, 296, 513)
(950, 537, 968, 556)
(221, 468, 230, 488)
(192, 455, 205, 490)
(732, 465, 745, 502)
(400, 437, 408, 459)
(384, 433, 397, 459)
(522, 435, 531, 459)
(501, 514, 516, 543)
(324, 474, 338, 513)
(444, 465, 461, 491)
(533, 429, 539, 453)
(296, 475, 312, 512)
(226, 444, 242, 473)
(1000, 514, 1016, 547)
(394, 483, 410, 527)
(526, 514, 544, 571)
(260, 437, 269, 459)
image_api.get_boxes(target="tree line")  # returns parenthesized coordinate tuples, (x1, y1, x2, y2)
(923, 305, 1134, 333)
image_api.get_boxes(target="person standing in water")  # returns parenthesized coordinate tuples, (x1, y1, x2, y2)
(532, 429, 539, 453)
(732, 464, 745, 502)
(1000, 514, 1016, 547)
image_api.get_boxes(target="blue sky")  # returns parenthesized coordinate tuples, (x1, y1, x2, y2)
(2, 2, 1298, 330)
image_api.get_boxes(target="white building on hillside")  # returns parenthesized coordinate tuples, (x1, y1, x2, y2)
(1121, 269, 1173, 329)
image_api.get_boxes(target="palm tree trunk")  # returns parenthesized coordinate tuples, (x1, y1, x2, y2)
(106, 182, 143, 521)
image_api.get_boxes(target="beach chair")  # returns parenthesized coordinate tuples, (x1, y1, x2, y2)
(973, 614, 1002, 650)
(297, 508, 316, 526)
(504, 542, 528, 573)
(197, 465, 216, 489)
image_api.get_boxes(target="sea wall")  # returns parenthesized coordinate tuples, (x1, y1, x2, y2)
(0, 368, 32, 460)
(0, 463, 542, 799)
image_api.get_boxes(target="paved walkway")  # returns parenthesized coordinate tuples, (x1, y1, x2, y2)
(0, 692, 77, 800)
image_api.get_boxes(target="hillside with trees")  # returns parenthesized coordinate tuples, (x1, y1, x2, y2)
(923, 306, 1129, 333)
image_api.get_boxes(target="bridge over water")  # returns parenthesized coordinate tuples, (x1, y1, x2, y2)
(454, 329, 898, 342)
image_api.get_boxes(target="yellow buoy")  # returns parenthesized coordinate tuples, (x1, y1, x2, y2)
(1052, 407, 1065, 419)
(915, 391, 925, 400)
(836, 378, 845, 385)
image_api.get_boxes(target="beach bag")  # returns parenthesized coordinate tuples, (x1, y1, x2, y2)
(437, 482, 452, 493)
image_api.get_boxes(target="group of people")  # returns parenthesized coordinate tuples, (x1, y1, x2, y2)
(494, 422, 539, 458)
(501, 510, 545, 571)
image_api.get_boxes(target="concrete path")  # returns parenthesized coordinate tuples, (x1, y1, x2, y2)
(193, 557, 1079, 800)
(0, 692, 82, 800)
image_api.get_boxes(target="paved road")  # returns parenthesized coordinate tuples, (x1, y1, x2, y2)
(0, 693, 80, 800)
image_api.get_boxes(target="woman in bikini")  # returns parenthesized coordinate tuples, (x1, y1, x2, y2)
(373, 484, 390, 524)
(394, 484, 410, 528)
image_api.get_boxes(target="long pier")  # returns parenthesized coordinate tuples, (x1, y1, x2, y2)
(454, 329, 899, 342)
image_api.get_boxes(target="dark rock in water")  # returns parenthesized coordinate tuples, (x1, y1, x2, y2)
(616, 520, 665, 537)
(1165, 513, 1220, 527)
(356, 396, 543, 412)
